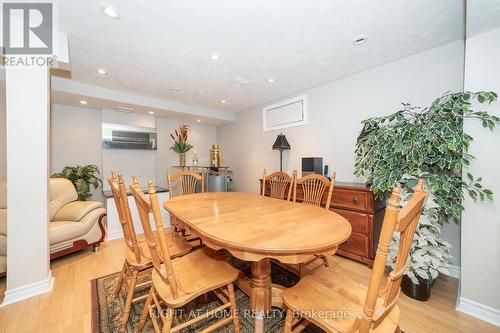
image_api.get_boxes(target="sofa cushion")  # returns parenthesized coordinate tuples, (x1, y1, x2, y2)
(49, 207, 106, 245)
(0, 180, 6, 209)
(0, 255, 5, 275)
(49, 178, 78, 220)
(0, 234, 6, 256)
(0, 209, 6, 234)
(52, 201, 103, 222)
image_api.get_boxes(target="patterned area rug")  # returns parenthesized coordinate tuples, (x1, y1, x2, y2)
(91, 259, 324, 333)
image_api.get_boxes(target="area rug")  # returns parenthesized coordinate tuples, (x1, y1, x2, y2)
(91, 259, 323, 332)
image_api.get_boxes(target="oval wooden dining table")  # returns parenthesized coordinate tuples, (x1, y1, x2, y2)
(163, 192, 352, 333)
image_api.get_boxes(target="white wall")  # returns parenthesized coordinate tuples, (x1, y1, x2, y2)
(460, 26, 500, 321)
(156, 118, 216, 186)
(218, 40, 465, 266)
(51, 104, 103, 202)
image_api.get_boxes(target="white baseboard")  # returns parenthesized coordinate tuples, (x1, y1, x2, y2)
(457, 297, 500, 327)
(1, 271, 54, 307)
(106, 229, 123, 241)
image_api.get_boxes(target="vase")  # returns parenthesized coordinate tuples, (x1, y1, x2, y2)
(401, 275, 433, 301)
(178, 153, 187, 167)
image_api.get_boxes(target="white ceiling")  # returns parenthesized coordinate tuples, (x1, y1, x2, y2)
(56, 0, 465, 113)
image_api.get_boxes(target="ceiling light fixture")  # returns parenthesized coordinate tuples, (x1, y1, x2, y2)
(267, 78, 275, 83)
(96, 68, 107, 75)
(80, 100, 87, 105)
(210, 53, 220, 61)
(196, 119, 201, 122)
(101, 6, 120, 19)
(148, 111, 155, 115)
(169, 88, 180, 93)
(353, 36, 368, 45)
(220, 99, 226, 104)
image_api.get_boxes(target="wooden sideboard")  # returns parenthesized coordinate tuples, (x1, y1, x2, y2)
(261, 180, 386, 267)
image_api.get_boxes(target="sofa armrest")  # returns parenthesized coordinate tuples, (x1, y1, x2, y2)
(0, 209, 6, 236)
(52, 201, 103, 222)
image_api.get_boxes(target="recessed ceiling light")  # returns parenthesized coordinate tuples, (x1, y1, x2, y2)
(101, 6, 120, 19)
(220, 99, 226, 104)
(96, 68, 107, 75)
(169, 88, 180, 93)
(267, 78, 275, 83)
(80, 100, 87, 105)
(210, 53, 220, 61)
(196, 119, 201, 122)
(353, 36, 368, 45)
(148, 111, 155, 115)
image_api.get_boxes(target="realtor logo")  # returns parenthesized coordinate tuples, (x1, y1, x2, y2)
(2, 2, 53, 54)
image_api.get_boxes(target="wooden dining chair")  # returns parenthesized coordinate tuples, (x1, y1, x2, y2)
(167, 170, 205, 242)
(167, 170, 205, 198)
(130, 180, 241, 333)
(261, 169, 296, 201)
(282, 179, 428, 333)
(289, 172, 336, 276)
(107, 173, 193, 333)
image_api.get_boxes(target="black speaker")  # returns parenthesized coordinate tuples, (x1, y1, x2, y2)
(302, 157, 323, 176)
(324, 165, 329, 177)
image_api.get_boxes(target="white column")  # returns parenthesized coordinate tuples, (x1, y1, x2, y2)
(1, 65, 53, 306)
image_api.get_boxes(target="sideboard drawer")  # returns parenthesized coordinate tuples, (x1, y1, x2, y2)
(339, 233, 369, 257)
(332, 188, 370, 211)
(332, 208, 370, 234)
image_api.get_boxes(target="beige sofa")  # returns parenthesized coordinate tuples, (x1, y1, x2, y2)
(0, 178, 106, 276)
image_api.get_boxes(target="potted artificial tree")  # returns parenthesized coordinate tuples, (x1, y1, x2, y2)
(355, 91, 498, 300)
(170, 124, 193, 167)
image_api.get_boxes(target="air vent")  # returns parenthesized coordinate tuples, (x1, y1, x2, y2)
(233, 76, 251, 85)
(263, 95, 308, 131)
(115, 106, 134, 113)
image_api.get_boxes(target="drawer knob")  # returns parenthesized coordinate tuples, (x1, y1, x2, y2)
(352, 198, 358, 204)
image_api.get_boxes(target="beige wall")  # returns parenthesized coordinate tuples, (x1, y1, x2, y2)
(51, 104, 103, 202)
(460, 26, 500, 315)
(217, 40, 465, 266)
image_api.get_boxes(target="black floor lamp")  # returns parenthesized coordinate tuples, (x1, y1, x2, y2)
(272, 133, 291, 172)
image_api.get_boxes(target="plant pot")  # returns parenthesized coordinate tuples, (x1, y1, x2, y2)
(401, 275, 432, 301)
(178, 152, 187, 167)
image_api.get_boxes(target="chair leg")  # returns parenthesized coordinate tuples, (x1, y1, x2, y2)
(395, 326, 401, 333)
(227, 283, 240, 333)
(161, 308, 174, 333)
(138, 286, 155, 333)
(284, 308, 294, 333)
(113, 261, 128, 298)
(119, 268, 139, 333)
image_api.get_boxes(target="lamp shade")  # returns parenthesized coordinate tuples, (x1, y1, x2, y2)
(272, 133, 291, 150)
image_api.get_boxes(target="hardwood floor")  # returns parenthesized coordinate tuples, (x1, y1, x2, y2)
(0, 239, 498, 333)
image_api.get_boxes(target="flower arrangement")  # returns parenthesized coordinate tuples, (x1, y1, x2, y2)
(170, 124, 193, 153)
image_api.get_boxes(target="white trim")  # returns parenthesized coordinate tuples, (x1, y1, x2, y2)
(1, 271, 54, 307)
(457, 297, 500, 327)
(263, 94, 308, 131)
(106, 229, 124, 241)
